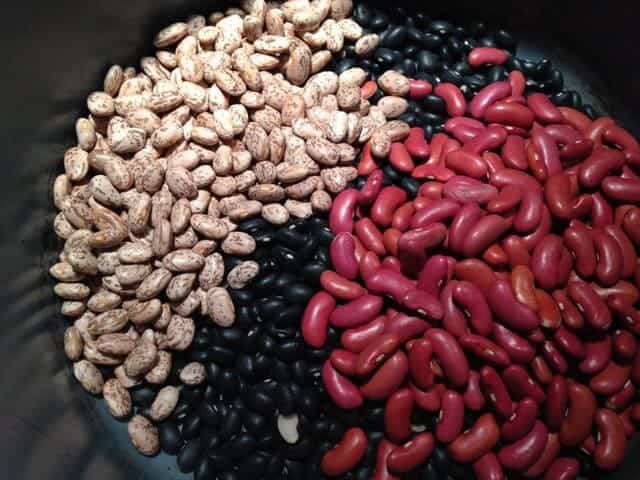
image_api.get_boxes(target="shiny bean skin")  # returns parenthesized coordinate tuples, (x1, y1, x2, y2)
(470, 82, 512, 119)
(604, 124, 640, 151)
(387, 433, 435, 474)
(531, 356, 554, 386)
(604, 225, 637, 278)
(591, 191, 614, 228)
(613, 329, 638, 361)
(448, 203, 485, 255)
(544, 173, 592, 221)
(563, 223, 596, 279)
(411, 383, 444, 412)
(384, 388, 414, 444)
(397, 224, 448, 275)
(330, 294, 384, 329)
(391, 202, 415, 232)
(464, 370, 487, 412)
(535, 289, 562, 329)
(622, 207, 640, 246)
(417, 255, 450, 296)
(371, 186, 408, 228)
(464, 126, 508, 155)
(356, 333, 401, 376)
(302, 292, 336, 348)
(492, 323, 536, 364)
(558, 107, 592, 134)
(552, 290, 585, 330)
(330, 349, 359, 376)
(320, 270, 366, 301)
(589, 361, 631, 396)
(434, 83, 467, 117)
(358, 169, 384, 206)
(410, 199, 461, 229)
(462, 215, 511, 258)
(454, 259, 497, 293)
(384, 312, 430, 343)
(355, 218, 386, 256)
(472, 452, 504, 480)
(448, 413, 501, 463)
(408, 338, 434, 390)
(341, 315, 387, 353)
(501, 398, 539, 443)
(373, 439, 399, 480)
(383, 229, 401, 257)
(579, 335, 612, 375)
(560, 382, 597, 447)
(511, 265, 538, 312)
(440, 282, 468, 337)
(436, 390, 465, 443)
(404, 127, 430, 159)
(578, 147, 625, 189)
(552, 326, 585, 359)
(532, 130, 562, 177)
(425, 329, 470, 388)
(545, 376, 568, 432)
(360, 351, 409, 400)
(594, 409, 627, 471)
(365, 268, 414, 303)
(497, 421, 548, 472)
(522, 206, 552, 251)
(502, 365, 546, 404)
(544, 124, 581, 145)
(480, 366, 514, 419)
(605, 380, 636, 412)
(321, 427, 367, 477)
(488, 280, 539, 331)
(443, 175, 499, 204)
(330, 189, 359, 234)
(503, 235, 531, 267)
(330, 233, 359, 280)
(445, 149, 488, 178)
(488, 185, 522, 214)
(485, 101, 535, 129)
(542, 340, 568, 375)
(592, 229, 624, 287)
(567, 281, 612, 330)
(527, 93, 563, 124)
(322, 360, 364, 410)
(602, 176, 640, 202)
(531, 234, 573, 290)
(452, 281, 494, 336)
(459, 334, 510, 368)
(560, 138, 594, 164)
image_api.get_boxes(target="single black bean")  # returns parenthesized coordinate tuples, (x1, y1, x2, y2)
(447, 36, 464, 56)
(190, 350, 209, 363)
(258, 332, 277, 354)
(217, 370, 240, 396)
(495, 29, 516, 49)
(477, 36, 497, 47)
(407, 27, 423, 45)
(284, 283, 314, 304)
(381, 25, 407, 48)
(195, 457, 213, 480)
(464, 73, 489, 89)
(414, 71, 436, 84)
(423, 461, 446, 480)
(335, 58, 358, 74)
(374, 48, 402, 67)
(177, 439, 201, 473)
(326, 421, 346, 443)
(274, 228, 307, 248)
(284, 460, 309, 478)
(217, 471, 238, 480)
(440, 68, 464, 85)
(487, 65, 506, 83)
(354, 466, 374, 480)
(550, 68, 564, 91)
(352, 2, 372, 27)
(238, 452, 269, 476)
(208, 449, 233, 471)
(159, 421, 182, 455)
(570, 90, 583, 109)
(228, 288, 254, 306)
(268, 358, 293, 382)
(281, 437, 315, 460)
(421, 111, 446, 126)
(272, 246, 298, 271)
(423, 94, 446, 114)
(297, 237, 319, 262)
(223, 255, 243, 273)
(507, 56, 524, 72)
(252, 272, 278, 296)
(130, 386, 157, 407)
(459, 84, 474, 101)
(218, 408, 242, 441)
(398, 113, 417, 124)
(429, 20, 453, 35)
(267, 323, 296, 340)
(275, 340, 303, 363)
(235, 354, 257, 382)
(314, 247, 330, 266)
(423, 124, 435, 140)
(439, 44, 455, 63)
(171, 401, 190, 422)
(199, 402, 219, 427)
(245, 388, 276, 416)
(258, 297, 285, 320)
(416, 50, 442, 73)
(453, 61, 473, 75)
(583, 104, 598, 119)
(521, 59, 537, 75)
(244, 411, 269, 436)
(237, 218, 269, 235)
(193, 332, 210, 349)
(314, 225, 334, 246)
(298, 389, 320, 417)
(228, 433, 257, 459)
(369, 13, 389, 32)
(255, 231, 275, 246)
(180, 411, 201, 440)
(208, 346, 235, 368)
(235, 305, 254, 328)
(266, 455, 285, 477)
(256, 433, 277, 450)
(534, 58, 553, 80)
(206, 362, 222, 386)
(276, 384, 296, 415)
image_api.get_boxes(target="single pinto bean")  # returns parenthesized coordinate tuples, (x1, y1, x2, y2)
(594, 409, 627, 471)
(321, 428, 367, 477)
(448, 413, 501, 463)
(384, 387, 414, 444)
(501, 398, 539, 443)
(436, 390, 465, 443)
(498, 421, 548, 472)
(322, 360, 363, 410)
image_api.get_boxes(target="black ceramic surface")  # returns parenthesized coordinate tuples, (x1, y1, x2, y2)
(0, 0, 638, 479)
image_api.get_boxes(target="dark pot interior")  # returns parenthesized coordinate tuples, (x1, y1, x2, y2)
(0, 0, 638, 478)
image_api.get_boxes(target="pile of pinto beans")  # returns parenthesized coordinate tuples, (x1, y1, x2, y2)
(303, 47, 640, 479)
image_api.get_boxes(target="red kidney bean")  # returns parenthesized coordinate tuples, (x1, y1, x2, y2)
(322, 360, 363, 410)
(321, 270, 365, 301)
(602, 175, 640, 202)
(411, 382, 444, 412)
(441, 282, 468, 337)
(354, 218, 386, 256)
(402, 288, 444, 320)
(408, 338, 435, 390)
(533, 130, 562, 177)
(383, 387, 414, 444)
(534, 289, 561, 329)
(356, 333, 401, 377)
(542, 340, 568, 374)
(409, 79, 432, 99)
(522, 206, 552, 250)
(527, 328, 546, 344)
(501, 397, 539, 443)
(330, 349, 359, 376)
(613, 329, 637, 361)
(484, 151, 507, 175)
(381, 256, 402, 273)
(391, 202, 415, 232)
(544, 376, 568, 432)
(371, 186, 408, 228)
(592, 228, 624, 287)
(418, 182, 444, 200)
(454, 259, 497, 293)
(472, 452, 504, 480)
(425, 133, 449, 165)
(373, 439, 399, 480)
(357, 142, 377, 176)
(464, 370, 487, 412)
(527, 139, 548, 181)
(622, 207, 640, 246)
(383, 229, 401, 257)
(586, 116, 616, 143)
(526, 93, 563, 124)
(485, 101, 535, 130)
(521, 433, 560, 478)
(417, 255, 450, 295)
(468, 47, 508, 67)
(384, 313, 430, 343)
(532, 356, 554, 385)
(544, 173, 592, 220)
(358, 169, 384, 206)
(589, 361, 631, 396)
(341, 315, 387, 353)
(490, 167, 541, 193)
(462, 215, 511, 258)
(330, 294, 384, 329)
(567, 281, 612, 330)
(436, 390, 465, 444)
(578, 336, 612, 377)
(487, 280, 539, 331)
(448, 413, 500, 463)
(492, 323, 536, 364)
(445, 149, 488, 179)
(330, 189, 359, 234)
(321, 427, 367, 477)
(483, 243, 508, 268)
(480, 366, 514, 419)
(559, 382, 597, 447)
(501, 135, 528, 170)
(502, 365, 546, 404)
(487, 185, 521, 214)
(404, 127, 430, 159)
(619, 406, 636, 438)
(410, 199, 461, 229)
(397, 223, 448, 274)
(560, 138, 594, 164)
(545, 124, 582, 145)
(563, 223, 596, 278)
(464, 125, 509, 154)
(360, 351, 408, 400)
(604, 124, 640, 151)
(358, 251, 380, 281)
(544, 458, 580, 480)
(531, 234, 573, 290)
(590, 192, 614, 229)
(351, 235, 366, 264)
(387, 432, 435, 474)
(365, 268, 413, 303)
(551, 326, 584, 362)
(459, 334, 509, 368)
(502, 235, 531, 267)
(593, 409, 627, 471)
(361, 80, 377, 100)
(514, 189, 544, 233)
(558, 106, 591, 133)
(434, 83, 466, 117)
(510, 265, 539, 311)
(605, 225, 637, 278)
(388, 142, 415, 174)
(445, 117, 486, 143)
(605, 380, 635, 412)
(443, 176, 498, 206)
(302, 291, 336, 348)
(452, 281, 494, 335)
(425, 328, 470, 388)
(330, 233, 359, 280)
(498, 421, 548, 471)
(578, 147, 625, 188)
(470, 81, 512, 118)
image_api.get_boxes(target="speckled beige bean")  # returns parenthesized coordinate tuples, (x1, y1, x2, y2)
(129, 299, 163, 325)
(87, 290, 122, 313)
(154, 22, 189, 48)
(128, 415, 159, 456)
(64, 326, 84, 361)
(50, 262, 84, 282)
(180, 362, 207, 386)
(306, 137, 340, 166)
(115, 264, 152, 287)
(311, 189, 332, 212)
(165, 167, 198, 199)
(227, 260, 260, 289)
(354, 33, 379, 56)
(118, 242, 154, 264)
(97, 252, 120, 275)
(261, 203, 290, 225)
(370, 127, 392, 158)
(206, 287, 236, 327)
(73, 360, 104, 395)
(190, 190, 212, 214)
(64, 147, 89, 182)
(103, 378, 132, 419)
(166, 314, 195, 351)
(190, 214, 229, 240)
(54, 282, 90, 301)
(166, 273, 197, 302)
(285, 176, 320, 199)
(221, 232, 256, 255)
(136, 268, 172, 300)
(199, 253, 225, 290)
(210, 176, 237, 197)
(150, 386, 180, 421)
(163, 249, 205, 272)
(145, 350, 172, 384)
(96, 333, 137, 356)
(124, 341, 158, 377)
(285, 199, 313, 218)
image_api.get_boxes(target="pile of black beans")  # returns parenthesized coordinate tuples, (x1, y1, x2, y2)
(332, 1, 597, 140)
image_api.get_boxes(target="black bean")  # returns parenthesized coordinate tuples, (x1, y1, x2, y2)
(276, 384, 296, 415)
(297, 237, 319, 262)
(237, 218, 269, 235)
(398, 113, 417, 124)
(255, 231, 275, 246)
(256, 433, 277, 450)
(314, 247, 330, 266)
(423, 461, 446, 480)
(244, 411, 269, 436)
(199, 402, 219, 427)
(416, 50, 442, 73)
(130, 386, 157, 407)
(193, 332, 211, 349)
(447, 36, 464, 56)
(228, 433, 257, 459)
(206, 362, 222, 386)
(235, 354, 257, 382)
(381, 25, 407, 49)
(550, 68, 564, 91)
(407, 27, 423, 45)
(459, 84, 474, 100)
(171, 401, 190, 422)
(477, 36, 497, 47)
(284, 283, 314, 304)
(217, 370, 240, 396)
(177, 439, 201, 473)
(327, 421, 346, 443)
(266, 455, 285, 477)
(298, 388, 320, 417)
(440, 68, 464, 85)
(494, 29, 516, 49)
(421, 111, 446, 126)
(159, 421, 182, 455)
(190, 349, 209, 363)
(534, 58, 553, 80)
(453, 61, 473, 75)
(272, 246, 299, 270)
(223, 256, 243, 272)
(429, 20, 453, 35)
(281, 437, 315, 460)
(422, 94, 446, 114)
(521, 59, 538, 75)
(235, 305, 254, 328)
(487, 65, 506, 83)
(274, 228, 307, 248)
(284, 460, 309, 478)
(245, 388, 276, 415)
(583, 104, 598, 119)
(208, 346, 235, 367)
(181, 411, 201, 440)
(465, 73, 489, 90)
(195, 457, 213, 480)
(314, 225, 334, 246)
(352, 2, 372, 26)
(354, 466, 373, 480)
(218, 408, 242, 441)
(335, 58, 358, 74)
(217, 471, 238, 480)
(507, 55, 524, 71)
(228, 288, 254, 306)
(369, 12, 389, 31)
(208, 449, 233, 471)
(570, 90, 583, 109)
(423, 124, 435, 140)
(373, 47, 401, 67)
(253, 272, 278, 296)
(239, 452, 269, 476)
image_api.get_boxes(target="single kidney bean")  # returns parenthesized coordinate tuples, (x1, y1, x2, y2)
(488, 185, 522, 214)
(545, 124, 582, 145)
(545, 376, 568, 432)
(404, 127, 430, 159)
(321, 270, 366, 301)
(464, 125, 508, 154)
(484, 151, 507, 175)
(533, 130, 562, 176)
(602, 176, 640, 202)
(355, 218, 386, 256)
(551, 290, 583, 330)
(426, 133, 450, 165)
(462, 215, 511, 258)
(591, 229, 624, 287)
(397, 224, 448, 274)
(613, 329, 637, 361)
(383, 229, 401, 257)
(559, 382, 597, 447)
(387, 433, 435, 474)
(619, 406, 636, 438)
(589, 361, 631, 396)
(373, 439, 399, 480)
(452, 281, 494, 335)
(365, 268, 414, 302)
(434, 83, 466, 117)
(409, 78, 433, 99)
(501, 398, 539, 443)
(419, 182, 444, 200)
(605, 380, 635, 412)
(544, 173, 593, 220)
(563, 223, 596, 278)
(330, 233, 359, 280)
(526, 93, 563, 124)
(542, 340, 568, 374)
(522, 433, 560, 478)
(490, 168, 541, 192)
(454, 259, 497, 293)
(502, 365, 546, 404)
(579, 335, 612, 375)
(567, 281, 612, 330)
(401, 289, 443, 320)
(511, 265, 539, 312)
(487, 280, 539, 331)
(603, 124, 640, 151)
(356, 333, 401, 377)
(322, 360, 364, 410)
(503, 235, 531, 267)
(464, 370, 487, 412)
(543, 458, 580, 480)
(341, 315, 387, 353)
(473, 452, 504, 480)
(507, 70, 526, 97)
(532, 356, 554, 385)
(622, 207, 640, 246)
(579, 147, 625, 189)
(523, 206, 552, 251)
(445, 149, 488, 179)
(492, 323, 536, 364)
(384, 312, 430, 343)
(436, 390, 465, 443)
(527, 328, 546, 344)
(448, 204, 485, 255)
(351, 235, 367, 264)
(448, 413, 500, 463)
(417, 255, 450, 296)
(480, 366, 514, 419)
(371, 186, 408, 228)
(483, 243, 509, 267)
(384, 387, 414, 444)
(591, 191, 614, 228)
(470, 81, 512, 119)
(530, 234, 570, 290)
(558, 107, 592, 134)
(459, 334, 510, 368)
(560, 138, 594, 164)
(552, 326, 585, 359)
(594, 409, 627, 471)
(330, 189, 359, 234)
(501, 135, 528, 170)
(586, 116, 616, 143)
(498, 421, 549, 472)
(468, 47, 508, 67)
(441, 282, 469, 337)
(446, 119, 486, 144)
(330, 349, 359, 376)
(408, 338, 435, 390)
(535, 289, 561, 329)
(485, 101, 535, 129)
(610, 294, 640, 336)
(358, 169, 384, 207)
(382, 256, 402, 274)
(425, 329, 470, 388)
(360, 351, 409, 400)
(389, 142, 415, 173)
(321, 427, 367, 477)
(330, 294, 384, 329)
(302, 291, 336, 348)
(410, 199, 461, 229)
(391, 202, 415, 232)
(411, 382, 444, 412)
(528, 139, 549, 181)
(604, 225, 637, 278)
(357, 142, 377, 176)
(443, 176, 499, 205)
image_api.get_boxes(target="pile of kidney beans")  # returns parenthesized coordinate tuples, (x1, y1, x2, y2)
(302, 53, 640, 478)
